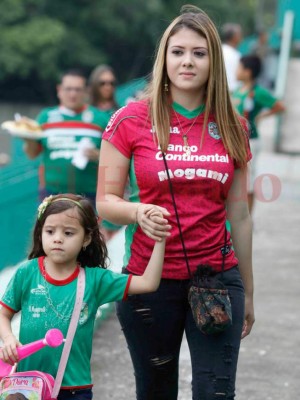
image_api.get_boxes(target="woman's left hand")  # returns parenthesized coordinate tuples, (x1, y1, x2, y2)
(241, 294, 255, 339)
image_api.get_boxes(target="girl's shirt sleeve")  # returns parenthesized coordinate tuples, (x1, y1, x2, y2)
(255, 86, 278, 109)
(94, 268, 132, 306)
(0, 265, 27, 313)
(102, 103, 139, 159)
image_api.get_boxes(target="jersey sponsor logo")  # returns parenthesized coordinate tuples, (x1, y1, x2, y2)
(170, 126, 180, 134)
(31, 284, 46, 295)
(47, 136, 96, 160)
(150, 126, 180, 134)
(156, 149, 229, 163)
(158, 167, 229, 183)
(29, 305, 46, 318)
(208, 122, 221, 140)
(50, 150, 75, 160)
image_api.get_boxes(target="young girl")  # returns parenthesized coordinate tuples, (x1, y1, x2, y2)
(0, 193, 166, 400)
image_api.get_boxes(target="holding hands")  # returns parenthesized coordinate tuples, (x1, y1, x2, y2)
(135, 204, 171, 242)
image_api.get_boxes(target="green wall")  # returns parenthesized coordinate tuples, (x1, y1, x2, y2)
(0, 146, 40, 270)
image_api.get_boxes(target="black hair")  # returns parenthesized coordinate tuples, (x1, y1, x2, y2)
(28, 193, 108, 268)
(59, 69, 87, 84)
(240, 55, 262, 79)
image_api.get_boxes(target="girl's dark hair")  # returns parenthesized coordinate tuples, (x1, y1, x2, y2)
(28, 193, 108, 268)
(240, 55, 262, 79)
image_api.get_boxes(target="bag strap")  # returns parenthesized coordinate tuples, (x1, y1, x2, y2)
(162, 152, 227, 278)
(51, 267, 86, 399)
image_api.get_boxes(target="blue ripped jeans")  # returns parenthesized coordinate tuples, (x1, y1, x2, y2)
(116, 267, 245, 400)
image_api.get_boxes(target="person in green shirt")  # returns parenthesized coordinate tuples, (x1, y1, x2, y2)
(232, 55, 285, 213)
(0, 193, 166, 400)
(23, 70, 108, 205)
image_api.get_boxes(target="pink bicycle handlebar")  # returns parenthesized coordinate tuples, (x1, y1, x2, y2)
(0, 328, 64, 378)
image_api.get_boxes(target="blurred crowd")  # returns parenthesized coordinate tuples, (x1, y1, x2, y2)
(221, 23, 285, 213)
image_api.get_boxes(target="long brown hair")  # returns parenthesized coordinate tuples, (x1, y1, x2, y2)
(145, 5, 248, 167)
(88, 64, 118, 109)
(28, 194, 108, 268)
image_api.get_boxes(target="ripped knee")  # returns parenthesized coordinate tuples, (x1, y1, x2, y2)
(134, 306, 153, 324)
(213, 375, 230, 397)
(150, 355, 174, 367)
(212, 344, 234, 398)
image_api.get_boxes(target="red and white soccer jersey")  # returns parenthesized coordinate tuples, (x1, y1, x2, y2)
(103, 100, 251, 279)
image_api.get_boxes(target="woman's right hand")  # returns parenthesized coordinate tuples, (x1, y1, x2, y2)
(136, 204, 171, 242)
(0, 334, 20, 365)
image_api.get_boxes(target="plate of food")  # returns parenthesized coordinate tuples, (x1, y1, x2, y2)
(1, 115, 43, 140)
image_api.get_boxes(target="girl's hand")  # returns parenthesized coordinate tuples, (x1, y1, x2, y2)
(136, 204, 171, 242)
(0, 334, 21, 365)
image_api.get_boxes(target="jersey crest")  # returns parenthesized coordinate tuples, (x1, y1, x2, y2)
(208, 122, 221, 140)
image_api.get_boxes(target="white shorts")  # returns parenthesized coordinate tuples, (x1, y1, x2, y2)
(247, 138, 261, 193)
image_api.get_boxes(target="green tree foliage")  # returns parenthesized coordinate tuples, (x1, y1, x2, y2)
(0, 0, 260, 103)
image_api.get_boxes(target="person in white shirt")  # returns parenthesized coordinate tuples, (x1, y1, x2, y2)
(221, 23, 243, 92)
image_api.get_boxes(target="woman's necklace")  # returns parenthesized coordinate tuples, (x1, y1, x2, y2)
(42, 259, 76, 321)
(174, 111, 200, 156)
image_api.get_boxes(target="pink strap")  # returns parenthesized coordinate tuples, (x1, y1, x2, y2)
(51, 267, 86, 399)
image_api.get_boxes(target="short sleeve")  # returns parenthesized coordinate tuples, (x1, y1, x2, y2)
(95, 269, 131, 306)
(255, 86, 277, 109)
(102, 102, 141, 158)
(35, 109, 48, 146)
(36, 109, 49, 125)
(0, 263, 28, 313)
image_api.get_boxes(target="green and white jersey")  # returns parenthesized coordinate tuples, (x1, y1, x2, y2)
(232, 84, 277, 139)
(37, 105, 108, 194)
(0, 257, 131, 389)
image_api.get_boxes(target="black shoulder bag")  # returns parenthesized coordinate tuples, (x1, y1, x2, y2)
(162, 153, 232, 335)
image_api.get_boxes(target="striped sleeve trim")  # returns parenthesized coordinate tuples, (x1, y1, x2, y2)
(122, 274, 133, 301)
(0, 301, 17, 313)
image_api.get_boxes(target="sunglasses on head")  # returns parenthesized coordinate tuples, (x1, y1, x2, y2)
(98, 80, 116, 87)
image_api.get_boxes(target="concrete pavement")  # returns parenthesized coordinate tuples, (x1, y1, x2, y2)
(91, 119, 300, 399)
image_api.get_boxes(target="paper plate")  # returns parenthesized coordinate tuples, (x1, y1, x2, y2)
(1, 120, 44, 140)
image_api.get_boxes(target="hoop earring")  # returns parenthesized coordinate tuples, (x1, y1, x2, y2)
(83, 245, 87, 251)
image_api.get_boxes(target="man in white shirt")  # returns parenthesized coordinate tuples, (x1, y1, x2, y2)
(221, 23, 243, 92)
